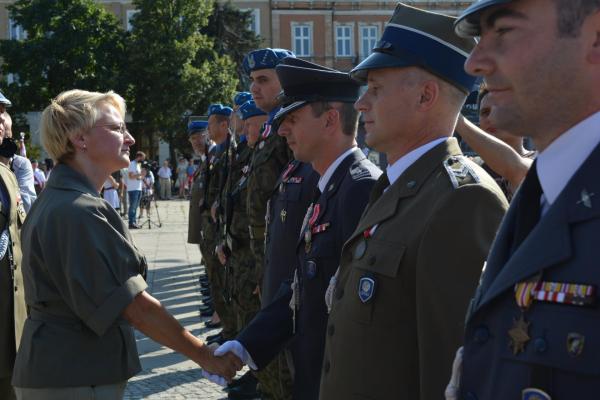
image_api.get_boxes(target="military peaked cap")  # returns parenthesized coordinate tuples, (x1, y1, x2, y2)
(273, 57, 361, 123)
(350, 3, 478, 93)
(455, 0, 514, 37)
(0, 91, 11, 107)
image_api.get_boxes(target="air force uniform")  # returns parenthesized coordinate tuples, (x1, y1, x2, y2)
(455, 2, 600, 398)
(233, 59, 381, 400)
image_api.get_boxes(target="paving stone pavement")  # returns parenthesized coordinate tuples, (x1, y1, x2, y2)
(123, 199, 250, 399)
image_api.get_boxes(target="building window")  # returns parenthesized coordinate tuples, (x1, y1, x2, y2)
(9, 18, 27, 40)
(360, 25, 379, 60)
(335, 24, 353, 57)
(127, 10, 139, 32)
(245, 9, 260, 36)
(291, 23, 312, 57)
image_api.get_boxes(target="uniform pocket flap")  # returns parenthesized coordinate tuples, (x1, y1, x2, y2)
(352, 238, 406, 278)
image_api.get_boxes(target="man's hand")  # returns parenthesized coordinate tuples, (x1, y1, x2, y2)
(199, 344, 243, 384)
(216, 244, 227, 266)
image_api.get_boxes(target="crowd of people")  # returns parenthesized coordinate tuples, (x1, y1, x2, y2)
(1, 0, 600, 399)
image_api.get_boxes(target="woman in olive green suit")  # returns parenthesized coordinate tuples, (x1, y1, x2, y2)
(11, 90, 241, 399)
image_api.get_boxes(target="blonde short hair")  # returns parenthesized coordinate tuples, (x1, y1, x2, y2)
(40, 89, 126, 162)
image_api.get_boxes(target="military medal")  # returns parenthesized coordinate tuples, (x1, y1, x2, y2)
(304, 203, 320, 253)
(305, 229, 312, 253)
(280, 209, 287, 223)
(259, 141, 265, 149)
(510, 281, 537, 354)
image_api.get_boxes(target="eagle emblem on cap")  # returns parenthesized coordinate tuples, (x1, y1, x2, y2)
(248, 54, 256, 69)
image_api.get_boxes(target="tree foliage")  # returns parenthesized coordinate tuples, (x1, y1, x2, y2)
(0, 0, 127, 114)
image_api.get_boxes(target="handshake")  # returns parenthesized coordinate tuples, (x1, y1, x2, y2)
(202, 341, 258, 386)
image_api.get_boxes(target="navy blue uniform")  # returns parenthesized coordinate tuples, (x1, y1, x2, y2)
(237, 148, 381, 399)
(262, 160, 319, 308)
(460, 143, 600, 399)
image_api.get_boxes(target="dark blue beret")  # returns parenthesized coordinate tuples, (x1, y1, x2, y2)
(188, 120, 208, 135)
(238, 100, 267, 121)
(208, 104, 233, 118)
(234, 92, 253, 107)
(243, 48, 295, 74)
(350, 3, 478, 93)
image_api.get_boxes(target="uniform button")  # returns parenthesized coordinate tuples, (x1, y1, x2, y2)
(534, 337, 548, 354)
(323, 360, 330, 373)
(473, 326, 490, 344)
(465, 392, 477, 400)
(328, 325, 335, 336)
(335, 288, 344, 300)
(368, 256, 376, 266)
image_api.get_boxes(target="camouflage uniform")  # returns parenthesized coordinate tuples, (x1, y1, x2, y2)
(201, 138, 236, 340)
(245, 116, 293, 400)
(246, 117, 291, 285)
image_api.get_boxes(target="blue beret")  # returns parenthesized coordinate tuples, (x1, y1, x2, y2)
(208, 104, 233, 118)
(455, 0, 513, 37)
(238, 100, 267, 121)
(188, 120, 208, 135)
(243, 48, 295, 74)
(0, 91, 11, 107)
(233, 92, 253, 107)
(350, 4, 478, 93)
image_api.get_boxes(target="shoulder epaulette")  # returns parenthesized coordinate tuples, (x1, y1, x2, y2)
(349, 162, 373, 181)
(443, 155, 480, 189)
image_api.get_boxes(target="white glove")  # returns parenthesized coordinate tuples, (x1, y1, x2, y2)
(214, 340, 258, 370)
(202, 369, 228, 386)
(445, 346, 464, 400)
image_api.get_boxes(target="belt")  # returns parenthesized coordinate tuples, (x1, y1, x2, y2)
(248, 225, 266, 240)
(104, 187, 116, 191)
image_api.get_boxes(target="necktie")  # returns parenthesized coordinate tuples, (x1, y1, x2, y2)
(367, 172, 390, 208)
(510, 161, 543, 255)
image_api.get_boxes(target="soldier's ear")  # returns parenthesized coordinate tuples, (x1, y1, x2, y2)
(587, 10, 600, 64)
(324, 107, 340, 129)
(417, 80, 439, 112)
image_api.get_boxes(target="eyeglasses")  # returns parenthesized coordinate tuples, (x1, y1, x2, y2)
(94, 122, 129, 135)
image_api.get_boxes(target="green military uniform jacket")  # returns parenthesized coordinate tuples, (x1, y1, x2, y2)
(0, 162, 26, 378)
(188, 145, 215, 244)
(203, 138, 230, 247)
(320, 139, 508, 399)
(246, 129, 290, 282)
(12, 164, 148, 388)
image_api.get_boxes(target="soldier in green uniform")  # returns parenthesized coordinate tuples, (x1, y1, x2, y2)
(319, 5, 508, 399)
(202, 104, 237, 343)
(0, 91, 26, 400)
(243, 48, 294, 289)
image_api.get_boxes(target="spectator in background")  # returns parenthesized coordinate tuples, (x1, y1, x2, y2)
(102, 174, 120, 211)
(44, 158, 54, 179)
(456, 86, 535, 200)
(127, 151, 145, 229)
(31, 160, 46, 194)
(138, 164, 154, 220)
(157, 160, 172, 200)
(0, 104, 37, 212)
(176, 156, 189, 198)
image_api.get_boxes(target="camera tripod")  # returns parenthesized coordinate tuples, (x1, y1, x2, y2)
(138, 192, 162, 229)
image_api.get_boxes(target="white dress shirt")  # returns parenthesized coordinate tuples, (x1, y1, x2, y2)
(537, 110, 600, 214)
(386, 137, 447, 186)
(317, 147, 357, 193)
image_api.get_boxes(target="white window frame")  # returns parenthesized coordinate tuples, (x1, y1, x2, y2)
(8, 18, 27, 41)
(291, 22, 313, 57)
(359, 24, 380, 60)
(335, 23, 354, 58)
(241, 8, 260, 36)
(126, 10, 139, 32)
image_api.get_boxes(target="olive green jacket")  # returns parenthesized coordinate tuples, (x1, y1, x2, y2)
(320, 139, 508, 400)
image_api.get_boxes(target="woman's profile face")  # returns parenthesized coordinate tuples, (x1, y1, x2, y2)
(86, 103, 134, 173)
